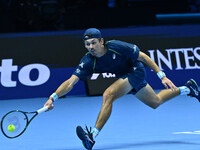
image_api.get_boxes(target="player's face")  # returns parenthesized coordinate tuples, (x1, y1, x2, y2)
(84, 38, 105, 57)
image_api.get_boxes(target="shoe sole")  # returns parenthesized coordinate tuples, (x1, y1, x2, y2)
(76, 126, 85, 141)
(190, 79, 199, 88)
(189, 79, 200, 101)
(76, 126, 91, 150)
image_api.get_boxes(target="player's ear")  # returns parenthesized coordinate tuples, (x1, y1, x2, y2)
(100, 38, 104, 45)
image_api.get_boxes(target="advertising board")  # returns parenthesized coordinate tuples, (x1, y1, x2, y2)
(0, 24, 199, 99)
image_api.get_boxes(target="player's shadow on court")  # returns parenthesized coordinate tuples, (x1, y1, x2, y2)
(94, 140, 200, 150)
(52, 140, 200, 150)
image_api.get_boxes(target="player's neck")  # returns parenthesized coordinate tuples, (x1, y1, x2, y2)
(102, 46, 107, 57)
(97, 46, 107, 58)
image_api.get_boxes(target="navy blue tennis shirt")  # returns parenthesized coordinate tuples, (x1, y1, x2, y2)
(73, 40, 142, 81)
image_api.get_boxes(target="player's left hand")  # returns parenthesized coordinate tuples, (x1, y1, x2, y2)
(161, 76, 177, 91)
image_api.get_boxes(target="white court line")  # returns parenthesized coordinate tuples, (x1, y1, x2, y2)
(173, 131, 200, 134)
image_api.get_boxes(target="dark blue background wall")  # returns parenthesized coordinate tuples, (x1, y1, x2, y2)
(0, 24, 200, 99)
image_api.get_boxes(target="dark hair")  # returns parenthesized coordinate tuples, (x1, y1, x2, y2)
(84, 34, 102, 42)
(84, 34, 92, 40)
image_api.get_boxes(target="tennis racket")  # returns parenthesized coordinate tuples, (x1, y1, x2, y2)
(1, 106, 48, 139)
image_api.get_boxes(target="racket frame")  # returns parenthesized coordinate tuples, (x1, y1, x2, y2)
(1, 106, 48, 139)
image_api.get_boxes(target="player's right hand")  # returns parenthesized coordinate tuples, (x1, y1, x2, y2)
(161, 76, 177, 91)
(44, 98, 54, 111)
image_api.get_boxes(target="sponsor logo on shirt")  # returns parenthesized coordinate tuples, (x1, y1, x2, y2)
(133, 45, 137, 52)
(79, 62, 84, 68)
(112, 53, 116, 59)
(90, 73, 116, 80)
(133, 67, 137, 71)
(75, 69, 81, 74)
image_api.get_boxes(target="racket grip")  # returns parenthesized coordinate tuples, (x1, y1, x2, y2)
(37, 106, 48, 114)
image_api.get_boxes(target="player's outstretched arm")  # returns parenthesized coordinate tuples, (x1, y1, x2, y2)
(44, 75, 80, 110)
(137, 52, 177, 91)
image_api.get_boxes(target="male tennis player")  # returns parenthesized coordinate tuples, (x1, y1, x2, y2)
(44, 28, 200, 150)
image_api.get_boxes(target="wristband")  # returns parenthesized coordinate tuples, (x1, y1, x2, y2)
(157, 71, 166, 79)
(50, 93, 58, 102)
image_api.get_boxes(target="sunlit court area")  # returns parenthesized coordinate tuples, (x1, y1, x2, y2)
(0, 0, 200, 150)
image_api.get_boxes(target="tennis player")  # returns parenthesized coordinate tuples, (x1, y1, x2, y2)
(44, 28, 200, 150)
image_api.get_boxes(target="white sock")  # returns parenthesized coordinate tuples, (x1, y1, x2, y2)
(91, 127, 100, 140)
(179, 86, 190, 95)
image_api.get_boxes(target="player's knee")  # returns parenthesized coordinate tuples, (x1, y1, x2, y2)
(149, 103, 160, 109)
(103, 90, 115, 104)
(148, 98, 162, 109)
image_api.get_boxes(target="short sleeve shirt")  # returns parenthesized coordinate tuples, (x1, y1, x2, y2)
(73, 40, 140, 80)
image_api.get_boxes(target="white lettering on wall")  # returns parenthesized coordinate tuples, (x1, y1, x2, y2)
(157, 50, 172, 70)
(0, 59, 50, 87)
(168, 48, 183, 70)
(18, 64, 50, 86)
(148, 47, 200, 70)
(0, 59, 18, 87)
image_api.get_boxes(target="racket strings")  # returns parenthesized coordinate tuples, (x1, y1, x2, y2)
(1, 111, 28, 138)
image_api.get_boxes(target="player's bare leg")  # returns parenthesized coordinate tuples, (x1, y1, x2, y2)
(95, 78, 133, 131)
(76, 78, 133, 150)
(135, 84, 180, 109)
(76, 78, 200, 150)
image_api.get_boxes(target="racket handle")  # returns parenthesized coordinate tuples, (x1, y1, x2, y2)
(37, 106, 48, 114)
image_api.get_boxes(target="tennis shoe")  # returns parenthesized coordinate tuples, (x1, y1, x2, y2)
(185, 79, 200, 102)
(76, 125, 95, 150)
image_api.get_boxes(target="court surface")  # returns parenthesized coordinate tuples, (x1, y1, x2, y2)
(1, 91, 200, 150)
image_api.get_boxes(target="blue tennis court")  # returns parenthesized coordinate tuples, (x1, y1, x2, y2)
(1, 91, 200, 150)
